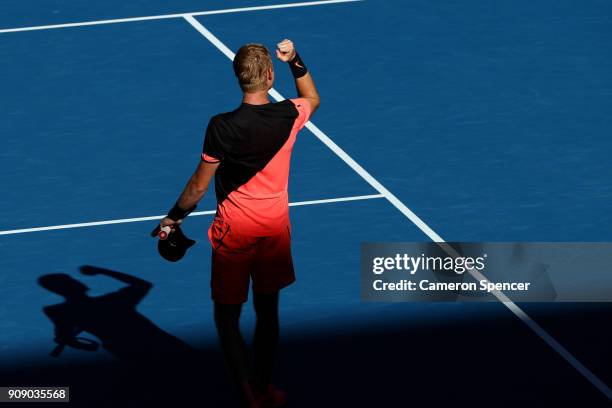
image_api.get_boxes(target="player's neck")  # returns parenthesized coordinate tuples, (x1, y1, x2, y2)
(242, 90, 270, 105)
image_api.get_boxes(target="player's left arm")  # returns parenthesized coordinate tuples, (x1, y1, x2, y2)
(160, 160, 219, 228)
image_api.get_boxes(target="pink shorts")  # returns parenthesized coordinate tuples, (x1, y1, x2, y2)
(208, 218, 295, 304)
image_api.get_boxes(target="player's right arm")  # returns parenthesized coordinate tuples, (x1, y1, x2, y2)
(276, 39, 320, 115)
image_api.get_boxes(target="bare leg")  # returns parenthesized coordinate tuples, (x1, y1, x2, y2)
(214, 302, 253, 404)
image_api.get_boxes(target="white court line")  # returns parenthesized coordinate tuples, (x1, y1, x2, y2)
(0, 194, 384, 236)
(183, 15, 612, 399)
(0, 0, 362, 34)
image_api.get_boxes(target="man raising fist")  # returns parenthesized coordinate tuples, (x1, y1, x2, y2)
(157, 39, 320, 407)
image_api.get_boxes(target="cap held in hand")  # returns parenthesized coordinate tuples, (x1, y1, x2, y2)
(151, 224, 196, 262)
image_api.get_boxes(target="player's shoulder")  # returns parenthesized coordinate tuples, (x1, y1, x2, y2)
(288, 98, 311, 111)
(272, 99, 304, 118)
(206, 110, 240, 136)
(209, 110, 235, 125)
(275, 99, 294, 107)
(275, 99, 303, 111)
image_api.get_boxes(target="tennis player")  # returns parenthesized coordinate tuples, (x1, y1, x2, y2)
(157, 39, 320, 407)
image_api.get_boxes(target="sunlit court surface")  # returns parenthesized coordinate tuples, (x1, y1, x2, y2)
(1, 0, 611, 406)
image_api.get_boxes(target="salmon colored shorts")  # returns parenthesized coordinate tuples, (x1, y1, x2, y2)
(208, 218, 295, 304)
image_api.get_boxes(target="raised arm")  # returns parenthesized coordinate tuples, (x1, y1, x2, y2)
(276, 39, 320, 114)
(80, 265, 152, 289)
(80, 265, 153, 306)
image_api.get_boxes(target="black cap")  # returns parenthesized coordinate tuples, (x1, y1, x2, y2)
(156, 225, 196, 262)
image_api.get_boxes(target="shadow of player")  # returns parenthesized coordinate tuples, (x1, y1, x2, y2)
(38, 265, 203, 405)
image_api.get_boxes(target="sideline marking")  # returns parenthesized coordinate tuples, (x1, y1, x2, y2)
(0, 194, 384, 236)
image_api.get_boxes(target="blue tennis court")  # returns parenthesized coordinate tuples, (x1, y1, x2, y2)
(1, 0, 611, 406)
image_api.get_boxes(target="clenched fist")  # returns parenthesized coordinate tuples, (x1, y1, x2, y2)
(276, 39, 296, 62)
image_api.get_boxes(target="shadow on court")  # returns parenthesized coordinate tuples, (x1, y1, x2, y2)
(0, 270, 609, 407)
(38, 266, 195, 362)
(30, 266, 229, 407)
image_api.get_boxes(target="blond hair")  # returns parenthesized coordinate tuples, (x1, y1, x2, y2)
(233, 43, 273, 92)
